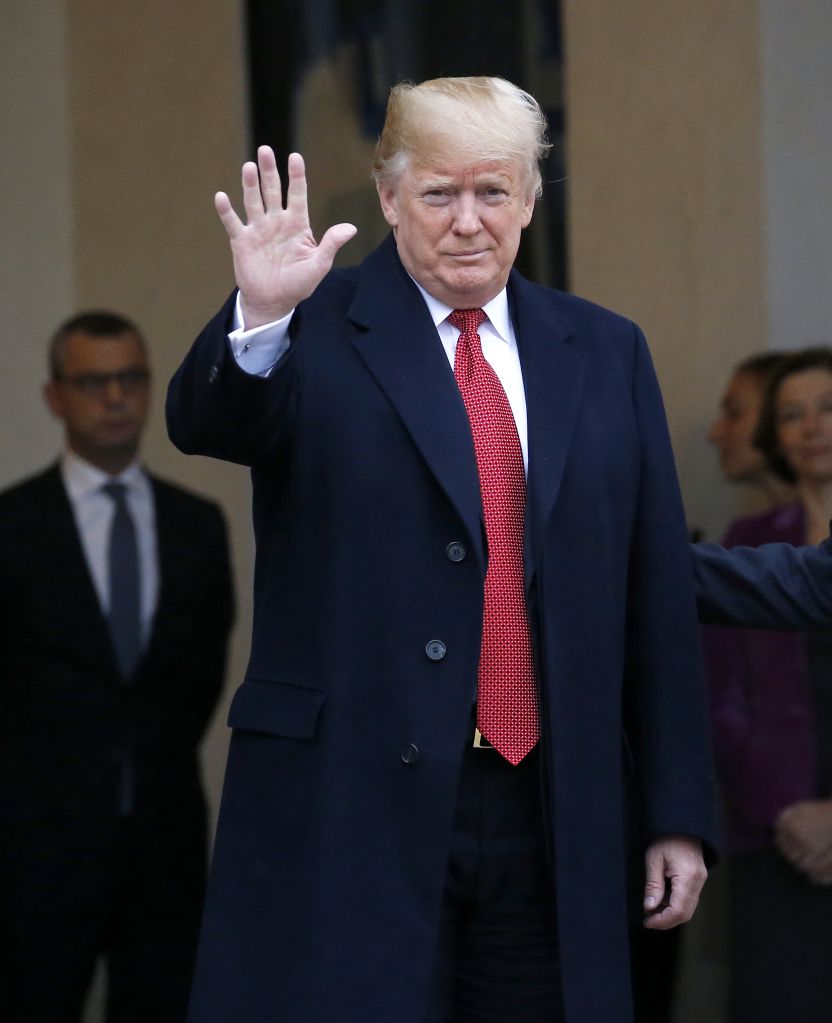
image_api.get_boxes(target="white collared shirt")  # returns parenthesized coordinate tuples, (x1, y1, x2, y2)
(60, 451, 159, 640)
(410, 281, 528, 473)
(228, 282, 529, 472)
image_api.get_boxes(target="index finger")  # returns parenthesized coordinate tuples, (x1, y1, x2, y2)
(214, 191, 244, 239)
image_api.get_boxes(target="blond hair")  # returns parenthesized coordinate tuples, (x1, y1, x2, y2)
(373, 76, 550, 198)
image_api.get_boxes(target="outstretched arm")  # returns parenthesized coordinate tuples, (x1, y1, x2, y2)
(216, 146, 357, 327)
(693, 538, 832, 630)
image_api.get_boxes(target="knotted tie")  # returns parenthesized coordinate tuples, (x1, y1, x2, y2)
(103, 482, 141, 680)
(450, 308, 539, 764)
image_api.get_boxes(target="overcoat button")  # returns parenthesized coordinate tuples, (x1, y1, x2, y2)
(208, 364, 220, 383)
(425, 640, 447, 661)
(401, 744, 420, 765)
(446, 541, 467, 562)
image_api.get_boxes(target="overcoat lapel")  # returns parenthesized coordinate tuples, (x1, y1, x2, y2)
(508, 272, 586, 585)
(348, 236, 487, 572)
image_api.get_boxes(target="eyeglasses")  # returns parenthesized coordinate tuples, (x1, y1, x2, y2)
(55, 369, 151, 397)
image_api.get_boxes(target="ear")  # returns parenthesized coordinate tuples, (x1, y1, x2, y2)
(43, 380, 65, 421)
(377, 181, 399, 228)
(520, 193, 535, 229)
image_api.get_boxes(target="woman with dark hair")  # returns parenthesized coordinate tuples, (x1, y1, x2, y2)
(708, 351, 793, 505)
(703, 346, 832, 1022)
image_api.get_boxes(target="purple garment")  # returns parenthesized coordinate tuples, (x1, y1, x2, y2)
(702, 503, 817, 853)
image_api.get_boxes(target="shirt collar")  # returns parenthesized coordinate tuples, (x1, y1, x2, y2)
(410, 279, 513, 344)
(61, 450, 147, 502)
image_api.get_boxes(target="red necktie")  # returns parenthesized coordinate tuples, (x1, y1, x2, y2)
(450, 308, 539, 764)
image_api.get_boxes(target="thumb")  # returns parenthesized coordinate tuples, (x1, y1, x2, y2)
(643, 855, 666, 911)
(318, 222, 358, 265)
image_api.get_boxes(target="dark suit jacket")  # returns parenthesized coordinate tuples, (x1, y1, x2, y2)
(167, 234, 716, 1023)
(0, 464, 233, 921)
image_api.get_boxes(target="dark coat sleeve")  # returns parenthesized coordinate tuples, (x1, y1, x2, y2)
(693, 538, 832, 630)
(166, 291, 299, 467)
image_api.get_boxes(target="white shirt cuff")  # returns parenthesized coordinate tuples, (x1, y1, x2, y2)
(228, 292, 294, 376)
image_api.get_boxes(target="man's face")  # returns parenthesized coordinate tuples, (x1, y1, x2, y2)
(44, 330, 150, 472)
(377, 158, 535, 309)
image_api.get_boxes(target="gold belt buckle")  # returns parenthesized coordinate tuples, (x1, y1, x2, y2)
(472, 726, 494, 749)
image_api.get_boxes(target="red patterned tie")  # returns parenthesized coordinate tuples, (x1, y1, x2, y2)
(450, 308, 539, 764)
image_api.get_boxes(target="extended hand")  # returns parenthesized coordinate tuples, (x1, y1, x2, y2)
(215, 147, 358, 329)
(775, 799, 832, 884)
(642, 835, 707, 930)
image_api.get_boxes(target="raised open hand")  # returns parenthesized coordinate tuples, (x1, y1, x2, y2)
(215, 147, 357, 329)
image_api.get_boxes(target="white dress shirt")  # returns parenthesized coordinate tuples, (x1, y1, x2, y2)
(60, 451, 159, 641)
(227, 282, 529, 472)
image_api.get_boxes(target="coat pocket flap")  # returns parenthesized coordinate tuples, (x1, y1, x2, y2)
(227, 678, 325, 739)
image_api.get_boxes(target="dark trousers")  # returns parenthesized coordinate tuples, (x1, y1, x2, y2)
(426, 738, 565, 1022)
(0, 817, 206, 1023)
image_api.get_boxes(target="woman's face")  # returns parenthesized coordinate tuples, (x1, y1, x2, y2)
(775, 367, 832, 485)
(709, 371, 767, 483)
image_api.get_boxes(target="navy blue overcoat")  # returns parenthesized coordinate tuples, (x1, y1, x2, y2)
(167, 235, 717, 1022)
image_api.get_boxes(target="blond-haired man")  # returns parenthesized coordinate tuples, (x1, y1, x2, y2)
(169, 77, 716, 1023)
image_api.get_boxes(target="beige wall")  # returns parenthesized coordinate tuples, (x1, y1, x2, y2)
(1, 0, 75, 483)
(563, 0, 769, 540)
(761, 0, 832, 348)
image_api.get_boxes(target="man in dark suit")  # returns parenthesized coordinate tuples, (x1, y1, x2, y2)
(0, 311, 234, 1022)
(168, 77, 716, 1022)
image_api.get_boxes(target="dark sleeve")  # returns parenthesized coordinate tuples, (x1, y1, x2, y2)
(693, 538, 832, 630)
(166, 291, 299, 467)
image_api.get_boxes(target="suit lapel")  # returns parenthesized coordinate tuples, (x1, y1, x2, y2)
(348, 236, 486, 571)
(39, 466, 120, 673)
(509, 273, 586, 584)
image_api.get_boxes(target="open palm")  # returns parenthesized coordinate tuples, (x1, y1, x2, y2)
(215, 147, 357, 329)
